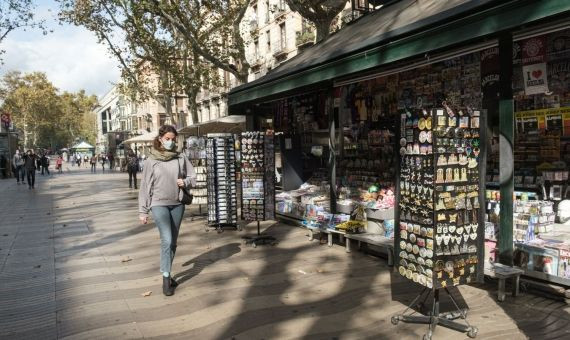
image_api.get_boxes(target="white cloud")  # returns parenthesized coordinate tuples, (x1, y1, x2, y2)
(0, 27, 120, 99)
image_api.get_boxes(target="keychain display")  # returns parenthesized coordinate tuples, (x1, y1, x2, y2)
(398, 106, 482, 290)
(206, 133, 238, 227)
(241, 131, 275, 221)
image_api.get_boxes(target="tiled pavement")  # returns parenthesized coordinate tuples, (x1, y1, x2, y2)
(1, 166, 570, 339)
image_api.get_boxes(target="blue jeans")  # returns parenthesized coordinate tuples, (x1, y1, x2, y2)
(151, 204, 185, 273)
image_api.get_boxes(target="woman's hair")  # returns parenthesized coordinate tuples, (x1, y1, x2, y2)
(153, 125, 178, 150)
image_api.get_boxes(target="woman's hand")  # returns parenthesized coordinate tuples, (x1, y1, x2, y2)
(177, 179, 185, 188)
(139, 215, 148, 224)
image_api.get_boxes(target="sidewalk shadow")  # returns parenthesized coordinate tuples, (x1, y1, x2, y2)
(174, 243, 242, 286)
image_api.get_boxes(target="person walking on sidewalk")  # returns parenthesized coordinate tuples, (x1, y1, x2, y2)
(138, 125, 196, 297)
(41, 153, 50, 175)
(56, 155, 63, 174)
(100, 154, 106, 172)
(107, 152, 114, 171)
(23, 150, 37, 189)
(84, 155, 89, 168)
(127, 149, 139, 189)
(12, 150, 25, 184)
(90, 155, 97, 173)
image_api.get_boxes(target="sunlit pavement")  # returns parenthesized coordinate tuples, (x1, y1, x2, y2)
(1, 164, 570, 339)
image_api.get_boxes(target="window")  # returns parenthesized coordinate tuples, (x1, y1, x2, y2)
(279, 0, 286, 11)
(254, 39, 259, 59)
(265, 1, 270, 24)
(266, 30, 271, 53)
(279, 23, 286, 50)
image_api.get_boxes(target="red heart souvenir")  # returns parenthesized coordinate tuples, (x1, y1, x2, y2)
(532, 70, 542, 79)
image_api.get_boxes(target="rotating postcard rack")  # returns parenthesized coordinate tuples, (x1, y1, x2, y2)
(240, 130, 277, 247)
(391, 106, 485, 340)
(185, 136, 207, 220)
(206, 133, 239, 231)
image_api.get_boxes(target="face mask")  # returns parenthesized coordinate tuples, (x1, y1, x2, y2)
(162, 139, 175, 150)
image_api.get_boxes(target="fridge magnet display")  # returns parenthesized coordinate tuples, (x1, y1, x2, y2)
(391, 106, 484, 339)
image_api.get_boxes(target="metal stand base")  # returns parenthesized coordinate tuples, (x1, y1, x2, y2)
(391, 288, 478, 340)
(206, 223, 241, 233)
(242, 221, 277, 248)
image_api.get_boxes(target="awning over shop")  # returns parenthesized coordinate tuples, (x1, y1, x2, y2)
(123, 131, 158, 145)
(71, 141, 94, 149)
(178, 115, 246, 136)
(228, 0, 570, 109)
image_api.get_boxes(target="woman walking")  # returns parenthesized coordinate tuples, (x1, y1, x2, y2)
(56, 155, 63, 174)
(138, 125, 196, 296)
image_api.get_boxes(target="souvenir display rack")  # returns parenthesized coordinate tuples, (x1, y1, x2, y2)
(241, 131, 277, 247)
(206, 133, 239, 231)
(185, 136, 207, 220)
(392, 106, 485, 339)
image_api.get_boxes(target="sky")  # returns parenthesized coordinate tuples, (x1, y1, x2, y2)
(0, 0, 120, 99)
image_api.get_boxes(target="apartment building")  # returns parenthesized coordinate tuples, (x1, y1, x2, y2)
(96, 81, 189, 153)
(195, 0, 315, 124)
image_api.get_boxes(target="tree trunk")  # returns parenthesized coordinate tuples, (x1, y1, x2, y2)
(186, 89, 199, 126)
(315, 17, 334, 42)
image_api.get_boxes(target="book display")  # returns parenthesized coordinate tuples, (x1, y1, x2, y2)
(392, 105, 484, 339)
(206, 133, 238, 230)
(241, 130, 277, 247)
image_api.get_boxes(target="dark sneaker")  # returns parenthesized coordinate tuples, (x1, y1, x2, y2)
(163, 276, 175, 296)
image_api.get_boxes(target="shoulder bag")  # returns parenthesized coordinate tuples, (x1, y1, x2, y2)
(177, 157, 193, 205)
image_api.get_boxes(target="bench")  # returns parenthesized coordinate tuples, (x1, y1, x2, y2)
(484, 262, 524, 302)
(345, 233, 394, 266)
(306, 227, 350, 251)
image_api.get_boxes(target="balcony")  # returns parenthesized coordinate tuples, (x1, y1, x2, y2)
(295, 30, 315, 49)
(250, 55, 264, 70)
(273, 6, 287, 22)
(273, 44, 287, 59)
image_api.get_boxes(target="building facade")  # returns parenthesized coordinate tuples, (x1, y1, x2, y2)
(195, 0, 338, 124)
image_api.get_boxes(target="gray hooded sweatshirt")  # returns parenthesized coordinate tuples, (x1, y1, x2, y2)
(138, 155, 197, 217)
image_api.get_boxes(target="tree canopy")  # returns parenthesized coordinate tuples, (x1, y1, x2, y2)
(0, 71, 98, 150)
(0, 0, 48, 61)
(58, 0, 252, 125)
(285, 0, 347, 42)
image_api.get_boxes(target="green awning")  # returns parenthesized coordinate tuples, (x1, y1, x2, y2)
(229, 0, 570, 109)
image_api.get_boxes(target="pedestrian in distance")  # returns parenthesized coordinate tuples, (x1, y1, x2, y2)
(138, 125, 196, 297)
(84, 155, 89, 168)
(41, 153, 50, 175)
(36, 153, 41, 173)
(12, 150, 25, 184)
(23, 150, 37, 189)
(90, 155, 97, 173)
(56, 155, 63, 174)
(107, 152, 114, 171)
(71, 154, 76, 167)
(76, 154, 82, 168)
(101, 154, 106, 172)
(127, 149, 139, 189)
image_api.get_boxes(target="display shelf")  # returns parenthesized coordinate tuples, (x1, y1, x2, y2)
(396, 107, 484, 290)
(206, 133, 238, 229)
